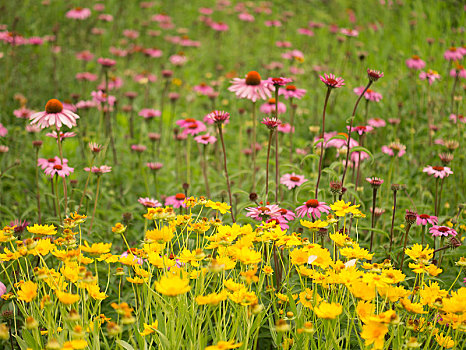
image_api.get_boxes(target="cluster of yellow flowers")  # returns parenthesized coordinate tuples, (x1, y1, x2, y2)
(0, 201, 464, 349)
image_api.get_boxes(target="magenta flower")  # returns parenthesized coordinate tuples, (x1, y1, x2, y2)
(165, 193, 187, 208)
(75, 50, 94, 61)
(406, 55, 425, 70)
(265, 20, 282, 27)
(30, 99, 80, 130)
(146, 162, 163, 170)
(138, 197, 162, 208)
(84, 165, 112, 174)
(419, 69, 441, 85)
(0, 123, 7, 137)
(139, 109, 161, 119)
(169, 54, 187, 66)
(0, 282, 6, 297)
(66, 7, 92, 20)
(228, 71, 273, 102)
(280, 173, 307, 190)
(246, 204, 282, 221)
(207, 111, 230, 124)
(131, 145, 147, 152)
(297, 28, 314, 36)
(14, 107, 34, 119)
(340, 28, 358, 37)
(260, 99, 286, 114)
(210, 22, 229, 31)
(422, 165, 453, 179)
(44, 159, 74, 178)
(429, 225, 457, 237)
(295, 199, 330, 219)
(193, 83, 214, 96)
(449, 114, 466, 124)
(267, 77, 293, 87)
(367, 69, 384, 82)
(416, 214, 438, 226)
(353, 86, 383, 102)
(261, 117, 282, 129)
(277, 123, 294, 134)
(194, 133, 217, 145)
(97, 57, 116, 67)
(238, 13, 255, 22)
(368, 117, 386, 128)
(319, 73, 345, 88)
(76, 72, 98, 82)
(349, 125, 374, 136)
(279, 85, 306, 99)
(444, 47, 463, 61)
(450, 66, 466, 79)
(46, 131, 76, 141)
(381, 142, 406, 157)
(366, 177, 384, 187)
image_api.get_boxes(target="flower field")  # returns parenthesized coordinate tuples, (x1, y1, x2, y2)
(0, 1, 465, 349)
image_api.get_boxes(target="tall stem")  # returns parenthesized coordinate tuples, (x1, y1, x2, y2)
(388, 189, 397, 253)
(369, 187, 378, 251)
(54, 176, 62, 223)
(217, 124, 235, 223)
(200, 144, 211, 198)
(78, 156, 95, 213)
(89, 175, 102, 233)
(399, 223, 412, 270)
(289, 100, 296, 163)
(341, 81, 372, 188)
(57, 135, 68, 216)
(251, 102, 257, 191)
(274, 87, 279, 203)
(315, 88, 332, 199)
(265, 129, 274, 203)
(34, 148, 42, 224)
(434, 178, 439, 216)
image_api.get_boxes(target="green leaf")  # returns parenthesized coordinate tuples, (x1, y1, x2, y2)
(349, 146, 374, 164)
(116, 340, 135, 350)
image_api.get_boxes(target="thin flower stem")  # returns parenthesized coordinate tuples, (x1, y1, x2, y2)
(57, 134, 68, 217)
(89, 175, 102, 233)
(434, 178, 439, 216)
(54, 175, 62, 223)
(437, 178, 445, 217)
(217, 124, 235, 223)
(186, 136, 191, 186)
(341, 81, 372, 188)
(251, 102, 257, 192)
(315, 87, 332, 199)
(289, 100, 296, 163)
(265, 129, 274, 203)
(369, 187, 378, 251)
(399, 223, 412, 270)
(200, 144, 211, 198)
(78, 156, 95, 213)
(388, 189, 397, 253)
(274, 87, 279, 203)
(34, 148, 42, 224)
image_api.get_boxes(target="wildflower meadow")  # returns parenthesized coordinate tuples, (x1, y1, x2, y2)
(1, 1, 466, 349)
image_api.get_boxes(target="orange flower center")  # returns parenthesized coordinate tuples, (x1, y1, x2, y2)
(449, 47, 457, 52)
(45, 99, 64, 114)
(305, 199, 319, 208)
(185, 118, 196, 123)
(75, 7, 83, 11)
(47, 158, 55, 162)
(290, 176, 301, 182)
(286, 85, 296, 91)
(412, 55, 420, 60)
(438, 227, 449, 232)
(419, 214, 430, 219)
(432, 166, 444, 171)
(175, 193, 186, 200)
(268, 98, 276, 104)
(245, 71, 261, 86)
(53, 164, 63, 170)
(366, 89, 373, 93)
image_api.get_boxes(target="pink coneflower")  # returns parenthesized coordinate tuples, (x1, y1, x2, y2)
(320, 73, 345, 88)
(228, 71, 273, 102)
(297, 28, 314, 36)
(353, 87, 383, 102)
(295, 199, 330, 219)
(366, 177, 384, 188)
(444, 47, 463, 61)
(193, 83, 214, 95)
(88, 142, 102, 153)
(267, 77, 293, 87)
(368, 117, 386, 128)
(165, 193, 187, 208)
(279, 85, 306, 99)
(405, 55, 425, 70)
(0, 123, 7, 137)
(98, 76, 123, 90)
(194, 133, 217, 145)
(210, 22, 229, 31)
(91, 91, 116, 106)
(422, 165, 453, 179)
(419, 69, 440, 85)
(109, 47, 128, 57)
(246, 204, 282, 221)
(260, 98, 286, 114)
(206, 110, 230, 124)
(26, 125, 41, 133)
(0, 282, 6, 297)
(84, 165, 112, 174)
(123, 29, 139, 39)
(351, 150, 370, 166)
(97, 57, 116, 67)
(9, 219, 29, 234)
(134, 73, 156, 84)
(261, 117, 282, 129)
(131, 144, 147, 152)
(143, 48, 163, 58)
(350, 125, 374, 135)
(429, 225, 457, 237)
(416, 214, 438, 226)
(265, 20, 282, 27)
(98, 14, 113, 22)
(138, 197, 162, 208)
(277, 123, 294, 133)
(146, 162, 163, 170)
(76, 72, 98, 82)
(0, 146, 9, 153)
(66, 7, 92, 20)
(139, 109, 161, 119)
(199, 7, 213, 15)
(449, 114, 466, 124)
(28, 37, 44, 45)
(280, 173, 307, 190)
(30, 99, 80, 129)
(340, 28, 359, 37)
(381, 142, 406, 157)
(44, 159, 74, 178)
(38, 157, 61, 170)
(450, 65, 466, 79)
(169, 54, 187, 66)
(14, 107, 34, 119)
(46, 131, 76, 141)
(282, 50, 304, 61)
(75, 50, 94, 61)
(177, 119, 206, 135)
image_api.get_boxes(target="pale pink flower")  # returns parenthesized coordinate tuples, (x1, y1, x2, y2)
(276, 41, 292, 48)
(76, 72, 98, 82)
(422, 165, 453, 179)
(66, 7, 91, 20)
(84, 165, 112, 174)
(210, 22, 229, 31)
(295, 199, 330, 219)
(144, 48, 163, 58)
(278, 123, 294, 134)
(429, 225, 457, 237)
(30, 99, 80, 129)
(193, 83, 214, 95)
(139, 109, 161, 119)
(97, 57, 116, 67)
(280, 173, 307, 190)
(0, 282, 6, 297)
(282, 50, 304, 61)
(265, 20, 282, 27)
(238, 13, 254, 21)
(194, 133, 217, 145)
(14, 107, 34, 119)
(368, 117, 386, 128)
(246, 205, 282, 221)
(131, 145, 146, 152)
(261, 117, 282, 129)
(75, 50, 94, 61)
(165, 194, 187, 208)
(138, 197, 161, 208)
(297, 28, 314, 36)
(0, 123, 7, 137)
(46, 131, 76, 141)
(44, 158, 74, 178)
(98, 14, 113, 22)
(450, 67, 466, 79)
(353, 86, 383, 102)
(381, 142, 406, 157)
(260, 99, 286, 114)
(416, 214, 438, 226)
(444, 47, 463, 61)
(406, 55, 425, 70)
(123, 29, 139, 39)
(169, 54, 187, 66)
(0, 146, 9, 153)
(26, 125, 41, 133)
(449, 114, 466, 124)
(146, 162, 163, 170)
(419, 69, 441, 85)
(279, 85, 306, 99)
(228, 71, 273, 102)
(340, 28, 359, 37)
